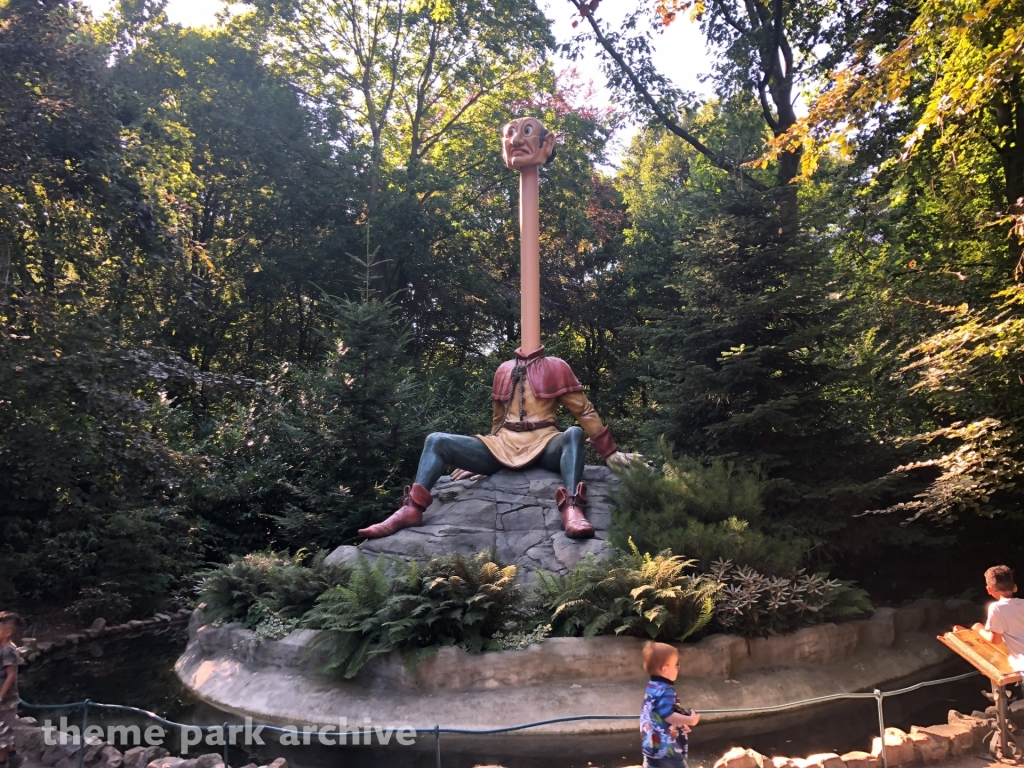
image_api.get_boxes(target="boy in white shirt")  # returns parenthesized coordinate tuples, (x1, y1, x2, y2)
(972, 565, 1024, 672)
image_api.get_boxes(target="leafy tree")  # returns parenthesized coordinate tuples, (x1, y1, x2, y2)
(563, 0, 766, 191)
(0, 0, 212, 609)
(770, 0, 1024, 213)
(242, 0, 553, 197)
(107, 21, 366, 373)
(766, 0, 1024, 527)
(0, 0, 159, 307)
(0, 310, 217, 608)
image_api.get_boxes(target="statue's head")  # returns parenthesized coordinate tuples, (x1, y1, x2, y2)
(501, 117, 556, 170)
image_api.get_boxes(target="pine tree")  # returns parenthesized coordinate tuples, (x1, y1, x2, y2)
(188, 283, 434, 552)
(271, 292, 432, 546)
(620, 101, 910, 565)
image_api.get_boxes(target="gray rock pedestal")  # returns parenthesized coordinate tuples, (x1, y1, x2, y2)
(325, 465, 617, 577)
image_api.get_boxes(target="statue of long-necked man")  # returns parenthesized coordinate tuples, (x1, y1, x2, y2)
(357, 117, 630, 541)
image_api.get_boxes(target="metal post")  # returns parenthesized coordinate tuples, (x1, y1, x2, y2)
(434, 725, 440, 768)
(874, 690, 888, 768)
(77, 700, 90, 768)
(222, 722, 229, 768)
(994, 680, 1011, 759)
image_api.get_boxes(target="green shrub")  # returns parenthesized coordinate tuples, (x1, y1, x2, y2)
(66, 584, 133, 624)
(302, 551, 525, 677)
(708, 559, 872, 637)
(196, 549, 348, 636)
(608, 445, 807, 574)
(535, 541, 719, 642)
(491, 622, 552, 650)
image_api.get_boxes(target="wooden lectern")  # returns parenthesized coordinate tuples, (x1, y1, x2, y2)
(939, 628, 1022, 757)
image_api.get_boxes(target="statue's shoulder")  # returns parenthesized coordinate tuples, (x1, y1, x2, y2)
(492, 355, 571, 374)
(491, 359, 516, 400)
(535, 355, 573, 372)
(529, 356, 584, 399)
(491, 354, 584, 400)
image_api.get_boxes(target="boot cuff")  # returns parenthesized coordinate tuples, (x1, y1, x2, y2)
(573, 482, 587, 504)
(409, 482, 433, 508)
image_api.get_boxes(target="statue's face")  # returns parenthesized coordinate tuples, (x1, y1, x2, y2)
(501, 117, 555, 169)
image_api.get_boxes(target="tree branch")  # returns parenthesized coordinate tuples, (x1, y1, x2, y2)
(761, 0, 784, 88)
(758, 82, 780, 133)
(573, 0, 767, 191)
(755, 0, 784, 132)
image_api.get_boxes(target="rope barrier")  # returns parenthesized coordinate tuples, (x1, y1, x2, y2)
(19, 670, 984, 768)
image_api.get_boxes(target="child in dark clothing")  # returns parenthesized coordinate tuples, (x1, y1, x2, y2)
(640, 642, 700, 768)
(0, 612, 22, 768)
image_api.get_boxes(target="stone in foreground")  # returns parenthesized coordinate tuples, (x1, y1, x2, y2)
(326, 466, 616, 577)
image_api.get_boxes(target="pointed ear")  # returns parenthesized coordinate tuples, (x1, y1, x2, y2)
(541, 130, 557, 164)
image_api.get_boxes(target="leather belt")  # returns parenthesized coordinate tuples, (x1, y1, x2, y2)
(502, 419, 555, 433)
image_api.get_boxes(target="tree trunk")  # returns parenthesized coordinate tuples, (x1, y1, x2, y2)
(993, 78, 1024, 262)
(994, 86, 1024, 208)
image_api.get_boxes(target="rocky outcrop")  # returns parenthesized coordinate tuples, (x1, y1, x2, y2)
(325, 466, 617, 578)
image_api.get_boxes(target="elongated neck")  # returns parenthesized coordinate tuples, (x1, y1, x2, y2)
(519, 164, 541, 355)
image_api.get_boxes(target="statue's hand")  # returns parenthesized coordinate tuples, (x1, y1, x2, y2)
(606, 451, 644, 468)
(450, 468, 483, 482)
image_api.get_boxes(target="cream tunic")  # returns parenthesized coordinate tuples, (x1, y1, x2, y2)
(475, 377, 609, 468)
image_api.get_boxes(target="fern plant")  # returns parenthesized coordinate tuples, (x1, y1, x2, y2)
(196, 549, 348, 639)
(302, 551, 525, 677)
(708, 559, 872, 637)
(535, 541, 719, 642)
(301, 553, 395, 676)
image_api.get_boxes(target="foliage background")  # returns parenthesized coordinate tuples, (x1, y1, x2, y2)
(3, 0, 1024, 617)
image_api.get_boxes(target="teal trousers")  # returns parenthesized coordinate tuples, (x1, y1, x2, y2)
(413, 426, 586, 491)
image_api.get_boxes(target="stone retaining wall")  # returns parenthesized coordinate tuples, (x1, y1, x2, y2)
(189, 598, 982, 693)
(10, 715, 288, 768)
(17, 610, 193, 665)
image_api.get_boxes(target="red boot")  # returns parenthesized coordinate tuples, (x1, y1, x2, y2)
(555, 482, 594, 539)
(358, 483, 432, 539)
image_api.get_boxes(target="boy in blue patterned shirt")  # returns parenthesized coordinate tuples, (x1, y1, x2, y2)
(640, 641, 700, 768)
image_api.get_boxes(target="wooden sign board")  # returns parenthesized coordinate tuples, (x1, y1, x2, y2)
(938, 628, 1023, 686)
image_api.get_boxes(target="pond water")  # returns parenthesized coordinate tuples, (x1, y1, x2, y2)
(20, 627, 199, 720)
(18, 630, 990, 768)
